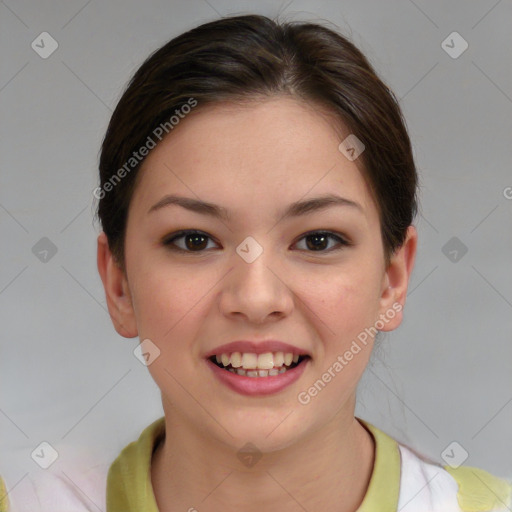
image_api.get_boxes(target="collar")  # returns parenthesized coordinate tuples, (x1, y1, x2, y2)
(106, 417, 401, 511)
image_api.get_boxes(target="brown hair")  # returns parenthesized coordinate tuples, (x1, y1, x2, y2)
(95, 14, 418, 272)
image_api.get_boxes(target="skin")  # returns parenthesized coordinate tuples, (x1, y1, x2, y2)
(97, 96, 417, 511)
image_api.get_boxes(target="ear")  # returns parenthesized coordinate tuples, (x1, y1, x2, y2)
(377, 225, 418, 331)
(96, 231, 138, 338)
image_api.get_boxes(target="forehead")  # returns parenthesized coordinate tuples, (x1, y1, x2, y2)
(131, 96, 376, 220)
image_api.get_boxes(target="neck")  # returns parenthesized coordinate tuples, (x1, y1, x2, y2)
(151, 404, 375, 512)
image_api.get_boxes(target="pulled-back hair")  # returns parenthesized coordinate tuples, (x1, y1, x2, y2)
(95, 14, 418, 272)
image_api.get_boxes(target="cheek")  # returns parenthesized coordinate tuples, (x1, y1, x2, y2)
(131, 267, 210, 389)
(138, 284, 199, 340)
(128, 256, 205, 346)
(297, 276, 379, 412)
(300, 265, 383, 334)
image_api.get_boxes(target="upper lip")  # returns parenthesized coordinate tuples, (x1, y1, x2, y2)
(205, 340, 311, 358)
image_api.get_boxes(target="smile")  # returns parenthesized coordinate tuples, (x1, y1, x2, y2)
(209, 351, 308, 377)
(206, 352, 311, 396)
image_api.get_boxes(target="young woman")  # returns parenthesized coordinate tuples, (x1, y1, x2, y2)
(2, 12, 510, 512)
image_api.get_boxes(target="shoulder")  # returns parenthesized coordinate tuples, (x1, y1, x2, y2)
(398, 443, 512, 512)
(445, 465, 512, 512)
(0, 460, 109, 512)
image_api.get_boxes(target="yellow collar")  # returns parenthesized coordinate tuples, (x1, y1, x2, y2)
(106, 416, 401, 511)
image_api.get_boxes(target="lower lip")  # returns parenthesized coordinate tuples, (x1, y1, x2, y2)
(206, 358, 309, 396)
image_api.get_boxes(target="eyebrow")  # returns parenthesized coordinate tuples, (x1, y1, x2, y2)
(147, 193, 363, 221)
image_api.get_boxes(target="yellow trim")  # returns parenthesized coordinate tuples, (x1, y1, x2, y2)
(356, 419, 401, 511)
(0, 475, 9, 512)
(106, 416, 401, 511)
(444, 465, 512, 511)
(106, 417, 164, 512)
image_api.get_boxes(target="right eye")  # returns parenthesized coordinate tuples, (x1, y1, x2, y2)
(162, 230, 220, 253)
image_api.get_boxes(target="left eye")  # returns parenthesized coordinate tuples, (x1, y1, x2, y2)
(162, 230, 350, 253)
(294, 231, 350, 252)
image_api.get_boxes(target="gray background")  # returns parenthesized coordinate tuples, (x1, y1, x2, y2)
(1, 0, 511, 502)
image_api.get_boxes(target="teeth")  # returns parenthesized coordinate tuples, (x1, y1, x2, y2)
(231, 352, 242, 368)
(232, 367, 289, 377)
(274, 352, 284, 366)
(241, 353, 258, 369)
(257, 352, 274, 370)
(213, 351, 305, 372)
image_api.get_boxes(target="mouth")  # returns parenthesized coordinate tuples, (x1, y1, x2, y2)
(208, 352, 311, 378)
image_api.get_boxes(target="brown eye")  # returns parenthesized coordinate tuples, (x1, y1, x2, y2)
(163, 230, 218, 253)
(162, 229, 350, 254)
(294, 231, 350, 252)
(306, 233, 329, 251)
(184, 233, 208, 250)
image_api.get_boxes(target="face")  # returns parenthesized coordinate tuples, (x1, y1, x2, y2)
(98, 96, 416, 452)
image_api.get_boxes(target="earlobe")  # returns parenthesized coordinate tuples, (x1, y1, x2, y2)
(96, 232, 138, 338)
(378, 225, 418, 332)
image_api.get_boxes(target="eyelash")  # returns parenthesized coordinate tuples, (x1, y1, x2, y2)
(161, 229, 351, 254)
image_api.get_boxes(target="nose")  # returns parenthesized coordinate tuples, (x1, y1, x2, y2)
(218, 248, 294, 324)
